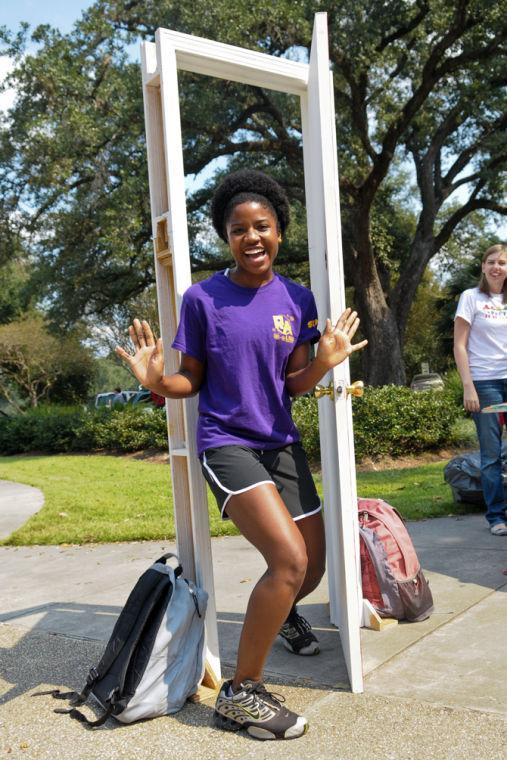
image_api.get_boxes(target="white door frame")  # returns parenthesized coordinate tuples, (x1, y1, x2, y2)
(140, 11, 364, 692)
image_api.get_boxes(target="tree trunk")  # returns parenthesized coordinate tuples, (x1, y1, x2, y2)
(354, 282, 406, 386)
(348, 213, 407, 386)
(392, 232, 435, 341)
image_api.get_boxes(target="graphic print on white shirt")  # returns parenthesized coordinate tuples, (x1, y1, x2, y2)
(455, 287, 507, 380)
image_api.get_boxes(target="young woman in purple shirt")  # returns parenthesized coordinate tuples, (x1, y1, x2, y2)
(117, 170, 367, 740)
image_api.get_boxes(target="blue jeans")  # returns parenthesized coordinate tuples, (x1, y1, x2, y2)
(472, 379, 507, 526)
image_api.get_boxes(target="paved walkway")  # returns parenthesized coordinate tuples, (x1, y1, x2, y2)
(0, 482, 506, 758)
(0, 480, 44, 540)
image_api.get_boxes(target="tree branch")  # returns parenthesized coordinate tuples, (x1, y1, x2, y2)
(443, 112, 507, 190)
(449, 153, 507, 193)
(376, 1, 430, 52)
(361, 2, 483, 208)
(435, 191, 507, 251)
(334, 58, 376, 161)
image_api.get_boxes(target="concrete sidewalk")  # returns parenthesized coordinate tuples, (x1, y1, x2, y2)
(0, 487, 506, 758)
(0, 480, 44, 540)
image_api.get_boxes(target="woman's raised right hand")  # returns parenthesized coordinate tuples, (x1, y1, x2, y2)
(115, 319, 164, 390)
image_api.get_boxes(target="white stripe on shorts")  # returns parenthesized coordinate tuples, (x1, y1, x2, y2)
(222, 481, 274, 516)
(202, 452, 274, 517)
(293, 503, 322, 521)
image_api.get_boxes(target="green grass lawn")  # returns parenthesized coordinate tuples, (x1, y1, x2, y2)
(356, 462, 478, 519)
(0, 453, 480, 546)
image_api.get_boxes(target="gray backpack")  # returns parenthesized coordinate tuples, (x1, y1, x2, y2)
(36, 553, 208, 726)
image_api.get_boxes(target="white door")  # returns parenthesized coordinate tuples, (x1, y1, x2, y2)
(301, 15, 363, 693)
(141, 11, 363, 693)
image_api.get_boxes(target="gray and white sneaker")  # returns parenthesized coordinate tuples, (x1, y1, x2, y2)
(279, 608, 320, 655)
(214, 679, 308, 740)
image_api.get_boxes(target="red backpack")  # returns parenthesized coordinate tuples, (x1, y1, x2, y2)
(358, 498, 434, 622)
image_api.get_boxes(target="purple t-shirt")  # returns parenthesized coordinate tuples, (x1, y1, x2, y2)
(172, 271, 320, 454)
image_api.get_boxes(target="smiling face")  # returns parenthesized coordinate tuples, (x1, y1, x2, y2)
(482, 250, 507, 293)
(225, 201, 281, 288)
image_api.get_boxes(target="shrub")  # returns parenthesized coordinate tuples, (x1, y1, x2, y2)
(352, 385, 457, 459)
(0, 405, 86, 454)
(443, 368, 464, 410)
(0, 388, 459, 461)
(292, 385, 458, 463)
(76, 407, 167, 451)
(0, 405, 167, 455)
(292, 396, 320, 462)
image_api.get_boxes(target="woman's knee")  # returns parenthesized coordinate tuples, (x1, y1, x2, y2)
(268, 545, 308, 590)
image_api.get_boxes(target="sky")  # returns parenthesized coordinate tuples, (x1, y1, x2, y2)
(1, 1, 98, 111)
(2, 0, 92, 35)
(0, 0, 220, 189)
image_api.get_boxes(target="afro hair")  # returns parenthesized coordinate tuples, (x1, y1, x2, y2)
(211, 169, 290, 242)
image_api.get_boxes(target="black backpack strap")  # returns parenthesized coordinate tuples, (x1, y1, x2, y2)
(156, 552, 183, 577)
(32, 689, 78, 700)
(32, 665, 104, 706)
(92, 569, 170, 683)
(54, 687, 120, 728)
(61, 706, 113, 728)
(36, 568, 170, 720)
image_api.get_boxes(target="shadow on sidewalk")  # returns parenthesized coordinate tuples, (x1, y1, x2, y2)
(0, 600, 343, 712)
(1, 515, 505, 717)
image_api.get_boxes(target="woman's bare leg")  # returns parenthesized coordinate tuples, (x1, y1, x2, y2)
(293, 511, 326, 603)
(225, 483, 308, 688)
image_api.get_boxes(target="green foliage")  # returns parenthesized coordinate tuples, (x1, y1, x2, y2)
(1, 0, 505, 387)
(352, 386, 458, 459)
(0, 405, 87, 454)
(77, 406, 167, 451)
(293, 387, 458, 462)
(0, 259, 32, 324)
(0, 405, 167, 455)
(92, 356, 138, 395)
(1, 389, 459, 461)
(443, 368, 465, 410)
(447, 416, 477, 449)
(403, 271, 448, 380)
(0, 314, 95, 410)
(292, 395, 320, 461)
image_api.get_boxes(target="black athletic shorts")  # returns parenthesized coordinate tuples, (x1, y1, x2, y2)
(200, 442, 321, 521)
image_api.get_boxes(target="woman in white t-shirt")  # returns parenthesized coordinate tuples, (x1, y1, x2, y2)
(454, 244, 507, 535)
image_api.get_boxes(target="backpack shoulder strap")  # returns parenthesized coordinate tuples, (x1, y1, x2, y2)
(93, 568, 170, 682)
(34, 565, 171, 711)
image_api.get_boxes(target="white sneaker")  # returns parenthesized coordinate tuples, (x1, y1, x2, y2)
(490, 522, 507, 536)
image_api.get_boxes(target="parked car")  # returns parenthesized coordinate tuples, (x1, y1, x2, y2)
(127, 389, 165, 408)
(409, 373, 444, 392)
(94, 392, 117, 409)
(94, 390, 137, 409)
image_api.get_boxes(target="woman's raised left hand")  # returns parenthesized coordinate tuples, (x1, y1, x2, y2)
(316, 308, 368, 369)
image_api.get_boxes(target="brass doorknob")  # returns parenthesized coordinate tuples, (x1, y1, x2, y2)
(346, 380, 364, 398)
(314, 382, 334, 399)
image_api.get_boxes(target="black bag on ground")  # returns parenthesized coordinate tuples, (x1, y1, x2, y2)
(444, 443, 507, 506)
(34, 553, 208, 727)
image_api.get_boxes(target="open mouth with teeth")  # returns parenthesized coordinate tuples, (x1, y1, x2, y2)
(243, 248, 267, 260)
